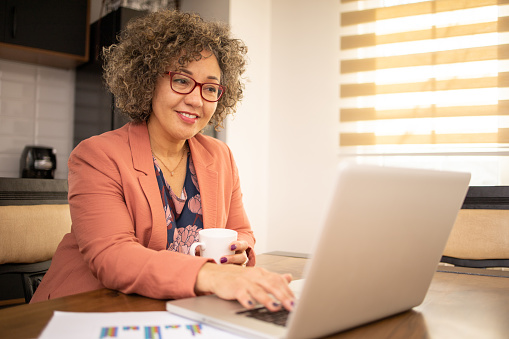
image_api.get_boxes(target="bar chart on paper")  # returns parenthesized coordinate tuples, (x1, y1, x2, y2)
(38, 311, 245, 339)
(99, 324, 203, 338)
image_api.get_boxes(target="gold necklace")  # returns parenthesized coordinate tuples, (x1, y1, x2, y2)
(152, 146, 187, 176)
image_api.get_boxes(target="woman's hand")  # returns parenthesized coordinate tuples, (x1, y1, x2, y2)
(220, 240, 250, 266)
(195, 263, 295, 312)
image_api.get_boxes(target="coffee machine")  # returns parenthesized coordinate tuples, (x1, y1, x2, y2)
(20, 146, 57, 179)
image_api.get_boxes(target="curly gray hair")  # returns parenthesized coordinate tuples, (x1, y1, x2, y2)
(102, 10, 248, 130)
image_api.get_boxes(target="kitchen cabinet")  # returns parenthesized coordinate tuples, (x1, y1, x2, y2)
(0, 0, 89, 69)
(73, 7, 145, 147)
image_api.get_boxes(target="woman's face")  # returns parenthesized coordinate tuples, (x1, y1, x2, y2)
(149, 51, 221, 145)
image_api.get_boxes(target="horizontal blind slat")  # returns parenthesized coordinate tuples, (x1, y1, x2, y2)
(341, 0, 496, 26)
(340, 100, 509, 122)
(341, 45, 503, 73)
(339, 132, 500, 147)
(341, 77, 499, 97)
(341, 22, 498, 49)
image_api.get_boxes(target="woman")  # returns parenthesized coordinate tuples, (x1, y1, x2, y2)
(31, 10, 294, 312)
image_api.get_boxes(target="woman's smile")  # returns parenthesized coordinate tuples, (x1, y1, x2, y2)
(178, 111, 199, 123)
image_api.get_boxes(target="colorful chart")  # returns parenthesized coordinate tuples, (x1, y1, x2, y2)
(100, 327, 118, 338)
(144, 326, 161, 339)
(185, 324, 203, 336)
(99, 324, 204, 339)
(39, 311, 244, 339)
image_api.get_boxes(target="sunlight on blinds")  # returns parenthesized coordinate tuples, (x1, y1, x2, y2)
(339, 0, 509, 159)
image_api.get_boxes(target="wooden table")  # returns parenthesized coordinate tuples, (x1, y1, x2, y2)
(0, 253, 508, 339)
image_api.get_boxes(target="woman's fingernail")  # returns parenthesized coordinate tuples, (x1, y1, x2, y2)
(220, 257, 227, 264)
(231, 244, 237, 251)
(272, 302, 280, 308)
(248, 300, 254, 306)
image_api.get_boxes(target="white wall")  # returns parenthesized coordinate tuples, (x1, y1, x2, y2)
(227, 1, 272, 254)
(227, 0, 340, 254)
(267, 0, 339, 253)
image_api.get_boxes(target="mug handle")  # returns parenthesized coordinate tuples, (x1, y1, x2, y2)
(190, 242, 205, 256)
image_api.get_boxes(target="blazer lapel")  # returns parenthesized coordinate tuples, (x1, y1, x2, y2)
(188, 136, 218, 229)
(128, 122, 167, 249)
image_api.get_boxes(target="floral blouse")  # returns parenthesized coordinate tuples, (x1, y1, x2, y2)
(153, 153, 203, 254)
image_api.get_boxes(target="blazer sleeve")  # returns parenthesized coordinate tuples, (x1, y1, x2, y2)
(68, 138, 210, 300)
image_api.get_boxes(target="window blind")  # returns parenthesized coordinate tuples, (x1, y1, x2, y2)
(339, 0, 509, 158)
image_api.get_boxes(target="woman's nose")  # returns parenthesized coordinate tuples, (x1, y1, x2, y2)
(184, 85, 204, 107)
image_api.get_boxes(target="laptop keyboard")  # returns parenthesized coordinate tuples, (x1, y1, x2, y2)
(236, 307, 290, 327)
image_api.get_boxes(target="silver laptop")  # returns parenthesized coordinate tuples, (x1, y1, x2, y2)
(166, 163, 471, 339)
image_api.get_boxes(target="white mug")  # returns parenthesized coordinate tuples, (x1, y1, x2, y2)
(190, 228, 237, 264)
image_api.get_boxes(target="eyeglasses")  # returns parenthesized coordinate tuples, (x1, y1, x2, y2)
(163, 71, 225, 102)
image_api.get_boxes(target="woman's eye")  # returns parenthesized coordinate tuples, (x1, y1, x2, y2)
(203, 85, 218, 93)
(174, 78, 190, 86)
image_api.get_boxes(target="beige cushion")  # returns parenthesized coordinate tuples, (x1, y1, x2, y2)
(443, 209, 509, 260)
(0, 204, 71, 264)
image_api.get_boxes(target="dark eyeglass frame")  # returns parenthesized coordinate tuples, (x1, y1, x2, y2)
(163, 71, 225, 102)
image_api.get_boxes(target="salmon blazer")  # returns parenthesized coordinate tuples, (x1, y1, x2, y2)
(31, 122, 255, 303)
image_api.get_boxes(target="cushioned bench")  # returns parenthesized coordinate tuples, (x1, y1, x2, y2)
(0, 178, 70, 307)
(442, 186, 509, 269)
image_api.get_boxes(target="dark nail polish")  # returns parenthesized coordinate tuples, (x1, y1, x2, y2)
(231, 244, 237, 251)
(272, 302, 280, 307)
(248, 300, 253, 306)
(220, 257, 227, 264)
